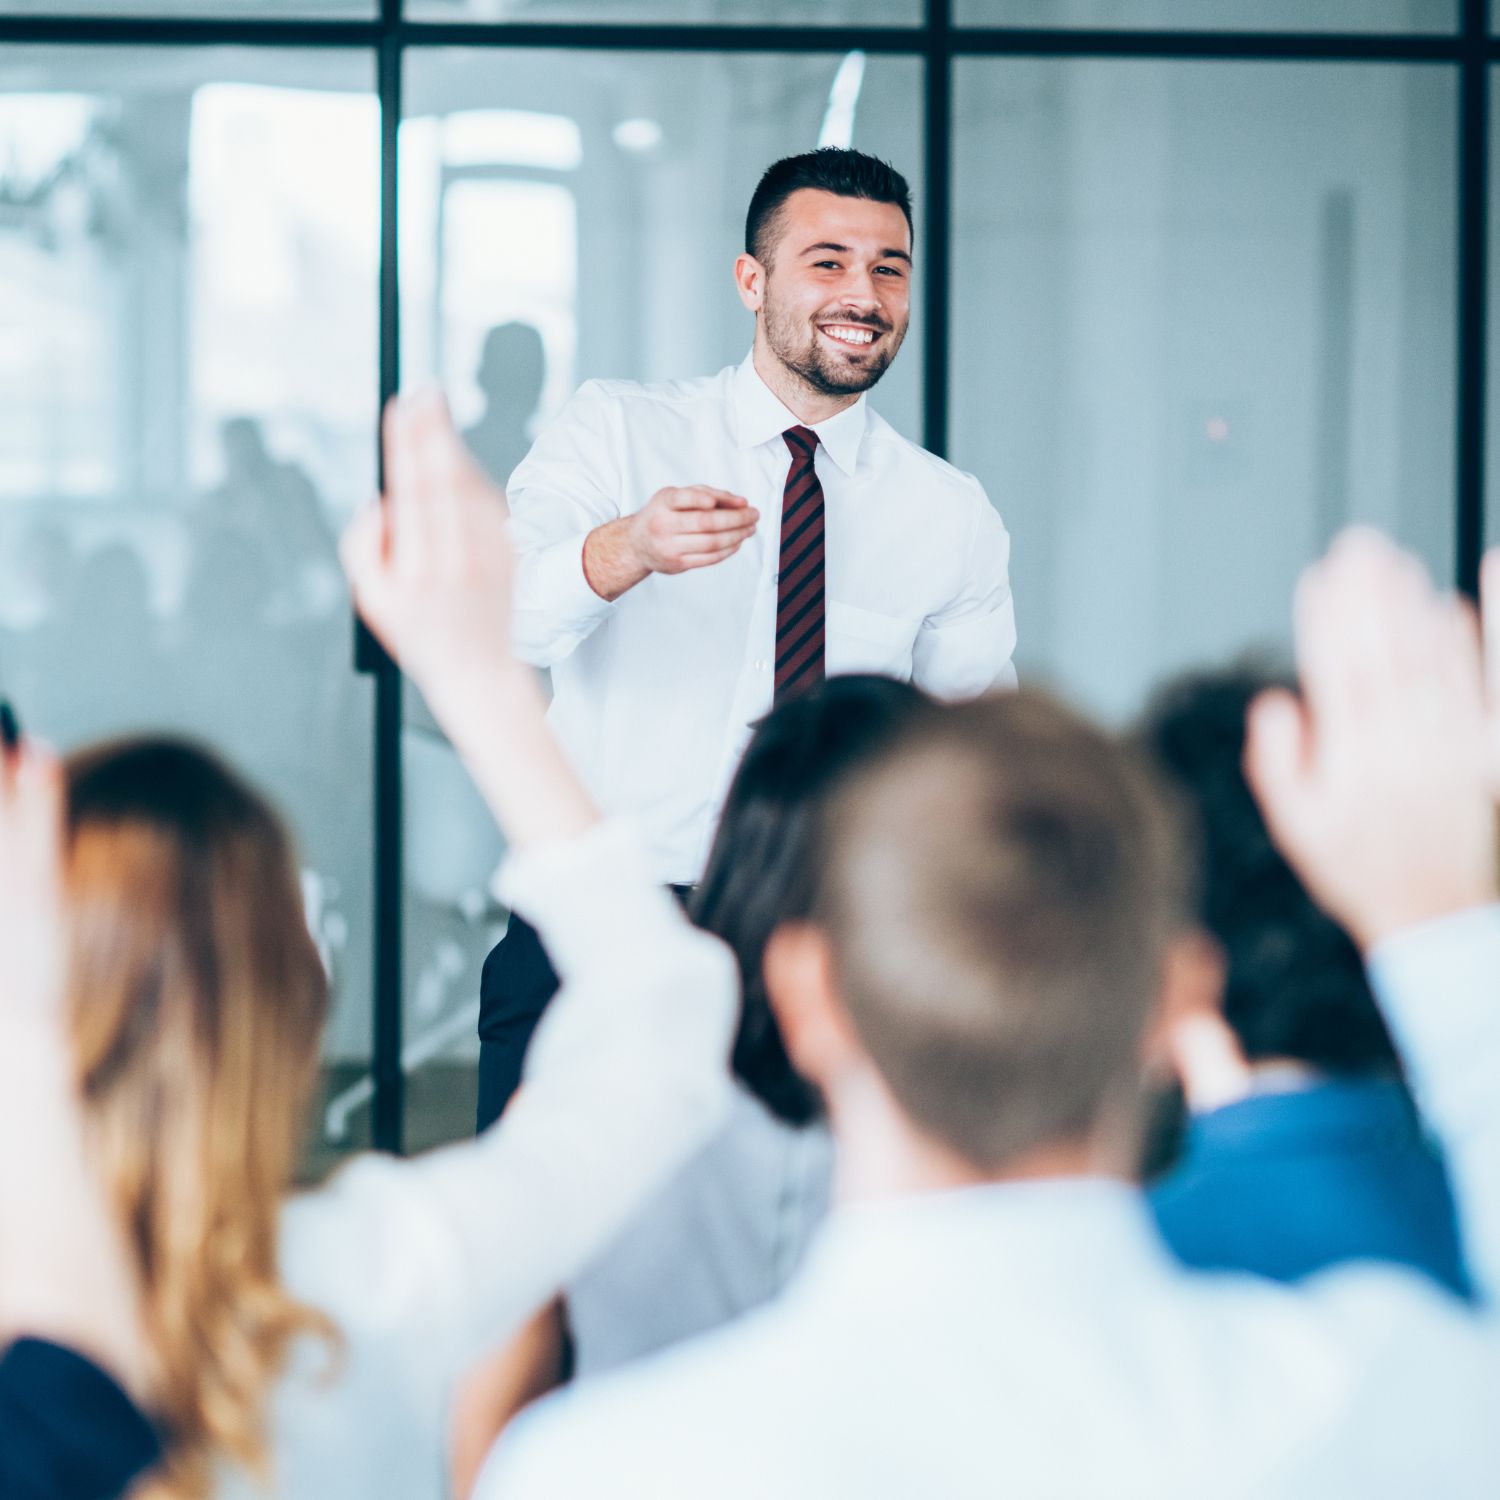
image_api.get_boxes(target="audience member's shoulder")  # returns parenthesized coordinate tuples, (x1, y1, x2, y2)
(863, 408, 991, 509)
(482, 1307, 796, 1500)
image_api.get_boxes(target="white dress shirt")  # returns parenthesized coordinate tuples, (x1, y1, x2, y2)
(566, 1089, 833, 1379)
(477, 907, 1500, 1500)
(508, 355, 1017, 885)
(216, 821, 735, 1500)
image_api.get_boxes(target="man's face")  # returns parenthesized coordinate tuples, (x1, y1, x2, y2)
(756, 189, 912, 397)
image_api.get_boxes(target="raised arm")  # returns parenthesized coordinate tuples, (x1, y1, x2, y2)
(1245, 528, 1500, 1301)
(328, 392, 736, 1372)
(0, 738, 161, 1499)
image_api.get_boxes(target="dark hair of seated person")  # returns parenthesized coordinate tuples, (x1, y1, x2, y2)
(1138, 665, 1401, 1076)
(690, 674, 932, 1127)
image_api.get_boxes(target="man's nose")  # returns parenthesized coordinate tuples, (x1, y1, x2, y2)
(837, 273, 881, 311)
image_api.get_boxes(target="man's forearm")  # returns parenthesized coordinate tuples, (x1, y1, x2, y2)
(581, 517, 650, 603)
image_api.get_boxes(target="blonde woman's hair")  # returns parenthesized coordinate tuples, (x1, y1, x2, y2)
(65, 738, 336, 1498)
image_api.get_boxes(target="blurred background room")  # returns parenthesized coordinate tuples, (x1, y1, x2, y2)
(0, 0, 1483, 1166)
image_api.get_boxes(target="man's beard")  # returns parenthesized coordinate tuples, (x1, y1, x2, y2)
(762, 292, 907, 397)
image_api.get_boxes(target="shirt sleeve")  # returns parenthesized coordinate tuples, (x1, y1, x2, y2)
(1366, 904, 1500, 1307)
(0, 1338, 160, 1500)
(282, 819, 736, 1385)
(910, 482, 1018, 700)
(508, 381, 627, 667)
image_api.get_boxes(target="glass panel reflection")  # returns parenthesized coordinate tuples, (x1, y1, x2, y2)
(408, 0, 920, 27)
(397, 45, 923, 1149)
(951, 59, 1456, 723)
(0, 46, 379, 1172)
(955, 0, 1457, 31)
(0, 0, 374, 15)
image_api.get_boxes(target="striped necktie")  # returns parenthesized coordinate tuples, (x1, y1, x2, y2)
(775, 425, 826, 703)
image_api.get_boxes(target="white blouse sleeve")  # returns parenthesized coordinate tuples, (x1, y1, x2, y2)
(281, 819, 736, 1380)
(1366, 904, 1500, 1307)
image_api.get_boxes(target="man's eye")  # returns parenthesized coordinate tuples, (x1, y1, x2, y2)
(814, 261, 841, 270)
(875, 266, 905, 277)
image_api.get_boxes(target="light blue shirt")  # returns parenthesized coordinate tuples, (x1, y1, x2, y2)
(567, 1087, 833, 1379)
(478, 906, 1500, 1499)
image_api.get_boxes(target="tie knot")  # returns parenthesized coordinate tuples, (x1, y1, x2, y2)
(784, 425, 818, 459)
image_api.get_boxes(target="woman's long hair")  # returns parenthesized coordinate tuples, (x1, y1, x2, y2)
(690, 674, 931, 1126)
(64, 739, 336, 1498)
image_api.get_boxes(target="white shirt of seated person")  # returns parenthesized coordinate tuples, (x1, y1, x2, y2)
(507, 183, 1017, 886)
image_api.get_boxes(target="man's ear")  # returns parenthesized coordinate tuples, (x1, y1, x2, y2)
(734, 252, 766, 314)
(1142, 929, 1250, 1112)
(763, 920, 860, 1091)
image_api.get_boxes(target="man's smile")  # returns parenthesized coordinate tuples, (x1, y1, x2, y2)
(817, 322, 883, 350)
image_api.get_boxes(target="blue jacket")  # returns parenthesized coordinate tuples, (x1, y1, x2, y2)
(1150, 1077, 1471, 1298)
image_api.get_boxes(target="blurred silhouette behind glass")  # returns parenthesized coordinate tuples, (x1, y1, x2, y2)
(465, 322, 547, 486)
(0, 49, 379, 1164)
(205, 418, 343, 619)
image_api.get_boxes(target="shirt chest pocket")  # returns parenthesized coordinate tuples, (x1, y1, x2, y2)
(825, 601, 921, 678)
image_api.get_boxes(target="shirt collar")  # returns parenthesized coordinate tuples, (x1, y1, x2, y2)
(791, 1177, 1172, 1310)
(731, 350, 868, 478)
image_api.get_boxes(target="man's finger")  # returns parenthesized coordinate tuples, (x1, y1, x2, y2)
(666, 487, 748, 512)
(679, 542, 746, 570)
(671, 508, 759, 537)
(675, 531, 753, 558)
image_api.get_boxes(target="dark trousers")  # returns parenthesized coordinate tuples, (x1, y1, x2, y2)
(477, 886, 693, 1132)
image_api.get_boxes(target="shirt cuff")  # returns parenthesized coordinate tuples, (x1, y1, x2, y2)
(1365, 902, 1500, 1060)
(493, 819, 681, 981)
(524, 533, 617, 636)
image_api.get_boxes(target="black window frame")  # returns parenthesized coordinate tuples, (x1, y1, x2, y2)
(1, 0, 1487, 1150)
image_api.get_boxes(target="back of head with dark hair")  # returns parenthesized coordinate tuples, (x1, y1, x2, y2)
(814, 689, 1190, 1173)
(745, 147, 914, 268)
(691, 674, 931, 1126)
(1138, 667, 1399, 1075)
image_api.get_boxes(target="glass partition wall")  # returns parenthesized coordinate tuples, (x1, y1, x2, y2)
(0, 1, 1491, 1160)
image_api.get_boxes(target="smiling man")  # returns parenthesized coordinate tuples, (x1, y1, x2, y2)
(476, 147, 1017, 1127)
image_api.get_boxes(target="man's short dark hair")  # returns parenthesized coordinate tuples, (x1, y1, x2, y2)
(745, 148, 914, 267)
(691, 674, 931, 1126)
(1138, 667, 1400, 1076)
(815, 689, 1190, 1172)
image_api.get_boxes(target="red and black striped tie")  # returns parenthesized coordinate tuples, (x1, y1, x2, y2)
(775, 425, 825, 704)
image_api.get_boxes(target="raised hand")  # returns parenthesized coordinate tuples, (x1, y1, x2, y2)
(0, 735, 152, 1400)
(1479, 549, 1500, 791)
(342, 390, 596, 850)
(1245, 528, 1496, 950)
(0, 735, 65, 1027)
(343, 390, 517, 715)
